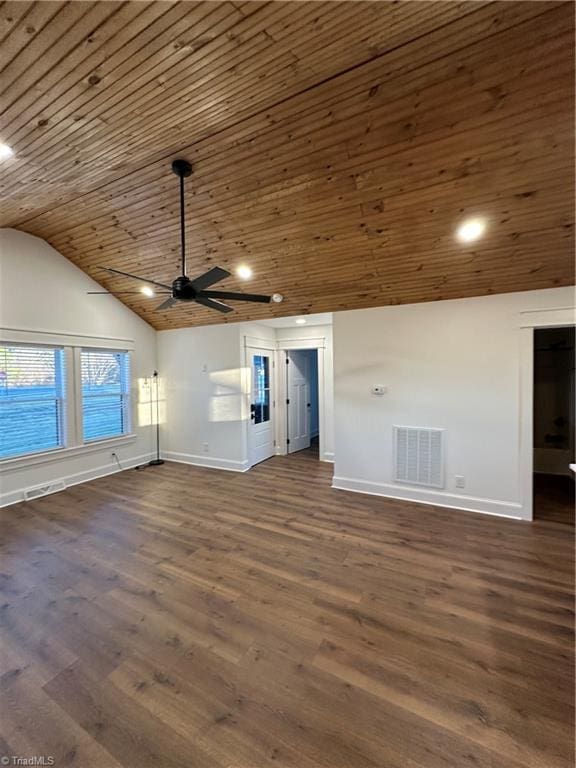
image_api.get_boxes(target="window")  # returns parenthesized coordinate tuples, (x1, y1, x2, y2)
(0, 345, 66, 459)
(252, 354, 271, 424)
(81, 349, 130, 442)
(0, 338, 134, 465)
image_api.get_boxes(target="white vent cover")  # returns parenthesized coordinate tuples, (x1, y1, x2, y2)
(24, 480, 66, 501)
(394, 426, 444, 489)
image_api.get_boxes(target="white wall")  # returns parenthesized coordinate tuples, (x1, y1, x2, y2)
(333, 287, 575, 520)
(157, 323, 249, 471)
(157, 320, 335, 469)
(0, 228, 158, 506)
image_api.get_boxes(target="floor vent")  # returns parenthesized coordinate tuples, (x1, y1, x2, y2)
(24, 480, 66, 501)
(394, 426, 444, 489)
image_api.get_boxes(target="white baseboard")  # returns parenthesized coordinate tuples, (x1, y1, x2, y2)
(0, 452, 154, 509)
(162, 451, 250, 473)
(321, 451, 335, 463)
(331, 475, 526, 520)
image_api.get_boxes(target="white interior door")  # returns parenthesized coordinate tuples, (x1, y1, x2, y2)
(248, 349, 275, 466)
(287, 350, 310, 453)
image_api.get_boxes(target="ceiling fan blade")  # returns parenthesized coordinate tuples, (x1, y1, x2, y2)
(195, 295, 233, 313)
(99, 266, 172, 290)
(156, 297, 178, 311)
(201, 290, 271, 304)
(87, 291, 171, 295)
(189, 266, 231, 291)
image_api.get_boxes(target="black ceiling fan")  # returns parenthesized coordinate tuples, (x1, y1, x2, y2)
(88, 159, 283, 314)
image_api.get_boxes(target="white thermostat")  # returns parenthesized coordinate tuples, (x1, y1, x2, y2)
(371, 385, 387, 396)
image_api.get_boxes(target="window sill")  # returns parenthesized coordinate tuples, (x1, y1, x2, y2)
(0, 433, 138, 472)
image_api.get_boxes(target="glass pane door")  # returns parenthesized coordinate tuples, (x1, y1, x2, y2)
(252, 354, 270, 424)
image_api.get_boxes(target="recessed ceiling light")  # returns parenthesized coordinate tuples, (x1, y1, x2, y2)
(271, 293, 284, 303)
(0, 143, 14, 160)
(141, 286, 155, 297)
(295, 318, 307, 325)
(236, 265, 252, 280)
(456, 218, 486, 243)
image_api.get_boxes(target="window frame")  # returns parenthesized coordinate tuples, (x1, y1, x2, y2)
(0, 335, 136, 469)
(79, 348, 132, 444)
(0, 343, 67, 461)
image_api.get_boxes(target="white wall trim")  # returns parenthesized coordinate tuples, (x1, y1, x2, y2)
(332, 475, 525, 520)
(244, 335, 277, 350)
(519, 327, 534, 521)
(0, 451, 154, 508)
(0, 433, 138, 472)
(277, 336, 326, 350)
(162, 451, 250, 473)
(518, 306, 576, 328)
(518, 307, 576, 521)
(0, 326, 135, 350)
(323, 451, 335, 463)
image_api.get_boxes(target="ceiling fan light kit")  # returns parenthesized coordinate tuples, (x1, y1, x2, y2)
(90, 159, 283, 314)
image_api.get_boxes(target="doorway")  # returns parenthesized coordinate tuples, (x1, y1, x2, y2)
(286, 349, 319, 457)
(248, 348, 275, 466)
(533, 326, 575, 525)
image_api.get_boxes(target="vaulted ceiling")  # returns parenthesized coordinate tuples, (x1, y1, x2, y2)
(0, 0, 574, 330)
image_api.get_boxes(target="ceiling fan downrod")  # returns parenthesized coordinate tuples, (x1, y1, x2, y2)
(171, 159, 193, 278)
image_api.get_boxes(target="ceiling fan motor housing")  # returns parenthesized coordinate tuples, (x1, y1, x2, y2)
(172, 275, 195, 300)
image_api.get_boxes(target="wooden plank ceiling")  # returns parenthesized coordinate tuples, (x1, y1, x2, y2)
(0, 0, 574, 330)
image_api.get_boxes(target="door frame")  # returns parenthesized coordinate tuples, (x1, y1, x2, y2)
(518, 305, 576, 521)
(243, 338, 277, 469)
(275, 336, 328, 461)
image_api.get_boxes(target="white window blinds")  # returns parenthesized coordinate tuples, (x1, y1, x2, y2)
(0, 345, 66, 459)
(81, 349, 130, 442)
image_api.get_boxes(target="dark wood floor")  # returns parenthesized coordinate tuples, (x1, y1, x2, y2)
(1, 452, 574, 768)
(533, 472, 575, 526)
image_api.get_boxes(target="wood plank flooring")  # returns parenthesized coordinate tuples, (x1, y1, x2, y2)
(0, 451, 574, 767)
(534, 472, 575, 526)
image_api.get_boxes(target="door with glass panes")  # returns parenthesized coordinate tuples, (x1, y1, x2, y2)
(248, 349, 275, 465)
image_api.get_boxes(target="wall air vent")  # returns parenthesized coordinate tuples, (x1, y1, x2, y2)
(23, 480, 66, 501)
(394, 426, 444, 489)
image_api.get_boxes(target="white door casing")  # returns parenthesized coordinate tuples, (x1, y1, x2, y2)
(248, 348, 275, 466)
(287, 349, 311, 453)
(518, 305, 576, 521)
(274, 336, 331, 462)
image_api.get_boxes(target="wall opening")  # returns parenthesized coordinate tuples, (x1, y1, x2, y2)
(532, 326, 575, 525)
(286, 348, 320, 460)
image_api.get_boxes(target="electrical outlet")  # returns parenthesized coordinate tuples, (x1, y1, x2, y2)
(202, 442, 209, 453)
(455, 475, 465, 489)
